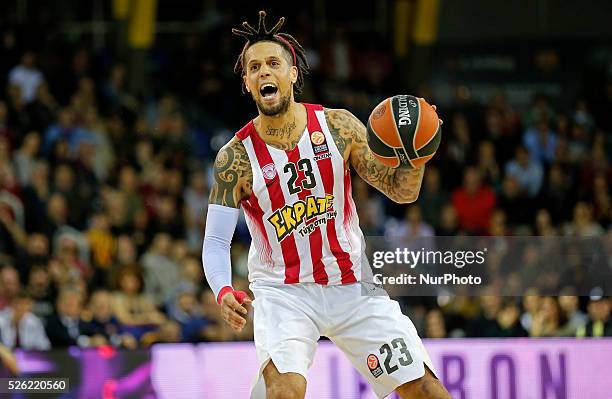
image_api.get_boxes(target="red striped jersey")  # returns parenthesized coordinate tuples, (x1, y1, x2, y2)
(236, 103, 364, 285)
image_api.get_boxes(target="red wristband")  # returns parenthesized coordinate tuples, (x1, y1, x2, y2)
(217, 286, 234, 305)
(217, 286, 248, 305)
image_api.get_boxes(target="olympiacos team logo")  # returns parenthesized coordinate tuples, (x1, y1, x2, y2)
(261, 163, 277, 180)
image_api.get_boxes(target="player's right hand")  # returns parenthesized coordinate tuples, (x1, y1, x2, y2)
(219, 289, 253, 332)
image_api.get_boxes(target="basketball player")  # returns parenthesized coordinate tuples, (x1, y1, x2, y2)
(202, 11, 450, 399)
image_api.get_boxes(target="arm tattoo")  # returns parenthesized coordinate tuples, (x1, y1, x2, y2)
(209, 139, 252, 208)
(324, 108, 424, 204)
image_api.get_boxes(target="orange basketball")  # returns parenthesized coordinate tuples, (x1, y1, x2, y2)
(366, 95, 442, 168)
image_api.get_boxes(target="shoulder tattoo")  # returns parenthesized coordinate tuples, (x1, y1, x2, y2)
(209, 139, 252, 207)
(324, 108, 363, 160)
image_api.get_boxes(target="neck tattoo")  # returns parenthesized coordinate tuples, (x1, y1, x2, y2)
(265, 119, 296, 138)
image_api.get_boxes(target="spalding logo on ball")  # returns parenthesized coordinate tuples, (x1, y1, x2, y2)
(367, 95, 442, 168)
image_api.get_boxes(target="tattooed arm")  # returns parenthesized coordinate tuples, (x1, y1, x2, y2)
(209, 137, 253, 207)
(325, 108, 425, 204)
(205, 138, 253, 331)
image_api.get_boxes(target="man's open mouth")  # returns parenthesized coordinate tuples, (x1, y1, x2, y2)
(260, 83, 278, 99)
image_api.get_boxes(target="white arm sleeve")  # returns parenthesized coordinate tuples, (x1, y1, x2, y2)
(202, 204, 240, 299)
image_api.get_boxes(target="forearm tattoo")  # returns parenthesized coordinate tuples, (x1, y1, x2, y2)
(324, 108, 424, 203)
(209, 139, 252, 208)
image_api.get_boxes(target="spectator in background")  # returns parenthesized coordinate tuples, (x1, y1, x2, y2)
(110, 266, 168, 345)
(558, 288, 588, 336)
(101, 63, 136, 111)
(0, 199, 27, 259)
(436, 205, 460, 236)
(523, 118, 558, 164)
(524, 94, 555, 130)
(0, 101, 12, 145)
(425, 309, 447, 339)
(0, 137, 18, 196)
(117, 165, 144, 224)
(82, 107, 114, 181)
(576, 289, 611, 338)
(564, 202, 604, 237)
(468, 293, 502, 337)
(150, 195, 184, 238)
(530, 296, 572, 337)
(168, 287, 212, 342)
(21, 161, 50, 232)
(452, 167, 496, 234)
(184, 170, 209, 251)
(109, 235, 138, 287)
(43, 107, 85, 155)
(476, 140, 501, 189)
(168, 256, 203, 303)
(8, 51, 44, 104)
(53, 163, 89, 227)
(494, 300, 528, 337)
(497, 176, 533, 228)
(86, 212, 116, 287)
(322, 26, 353, 82)
(6, 83, 27, 134)
(45, 288, 105, 348)
(51, 233, 91, 285)
(24, 82, 58, 133)
(568, 123, 590, 164)
(580, 144, 610, 197)
(82, 289, 137, 349)
(539, 164, 574, 224)
(0, 291, 50, 350)
(41, 192, 69, 240)
(505, 145, 543, 197)
(9, 231, 49, 285)
(385, 205, 434, 243)
(534, 209, 558, 236)
(104, 189, 130, 235)
(351, 178, 385, 235)
(0, 267, 21, 310)
(13, 131, 41, 186)
(26, 265, 56, 319)
(140, 233, 181, 307)
(485, 108, 513, 164)
(419, 167, 448, 230)
(444, 113, 473, 184)
(488, 209, 508, 236)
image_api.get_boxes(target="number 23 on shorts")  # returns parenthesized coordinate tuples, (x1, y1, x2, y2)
(367, 337, 413, 378)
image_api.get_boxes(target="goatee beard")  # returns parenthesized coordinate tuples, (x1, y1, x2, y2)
(257, 92, 292, 116)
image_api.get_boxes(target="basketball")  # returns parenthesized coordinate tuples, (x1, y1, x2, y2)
(366, 95, 442, 168)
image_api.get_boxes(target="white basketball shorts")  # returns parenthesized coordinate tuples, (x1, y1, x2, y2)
(249, 281, 437, 399)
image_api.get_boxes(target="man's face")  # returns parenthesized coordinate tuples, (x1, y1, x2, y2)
(91, 291, 112, 321)
(58, 292, 82, 318)
(12, 297, 32, 321)
(588, 299, 610, 322)
(1, 268, 20, 296)
(243, 41, 297, 116)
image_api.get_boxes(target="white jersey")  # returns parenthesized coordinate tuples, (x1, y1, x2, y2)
(236, 103, 366, 285)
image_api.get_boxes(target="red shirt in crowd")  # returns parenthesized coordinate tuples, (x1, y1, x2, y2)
(452, 185, 497, 234)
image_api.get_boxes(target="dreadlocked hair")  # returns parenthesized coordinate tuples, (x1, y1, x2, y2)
(232, 10, 309, 95)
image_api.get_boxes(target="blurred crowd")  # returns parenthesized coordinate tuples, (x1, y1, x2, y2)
(0, 8, 611, 355)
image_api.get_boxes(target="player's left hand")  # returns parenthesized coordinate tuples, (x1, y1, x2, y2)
(219, 289, 253, 332)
